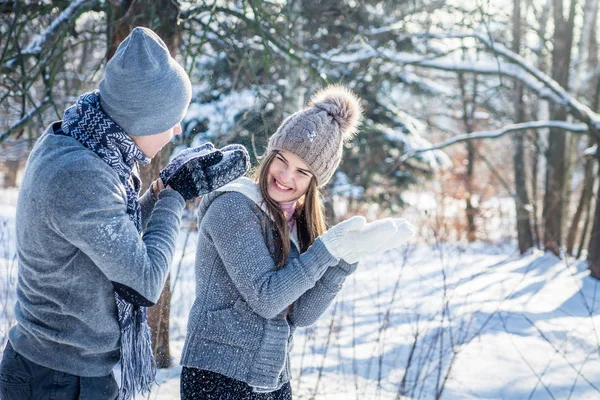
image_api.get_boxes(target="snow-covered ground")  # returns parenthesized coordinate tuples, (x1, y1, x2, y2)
(1, 189, 599, 399)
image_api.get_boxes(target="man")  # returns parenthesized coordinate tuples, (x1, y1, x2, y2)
(0, 27, 249, 399)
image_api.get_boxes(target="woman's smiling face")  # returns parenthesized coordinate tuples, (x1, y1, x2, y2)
(266, 150, 314, 203)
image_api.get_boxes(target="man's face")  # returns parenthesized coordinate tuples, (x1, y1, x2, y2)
(130, 123, 182, 158)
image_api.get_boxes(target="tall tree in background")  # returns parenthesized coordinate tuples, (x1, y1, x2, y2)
(583, 0, 600, 277)
(566, 0, 599, 256)
(512, 0, 534, 253)
(458, 72, 478, 242)
(542, 0, 577, 255)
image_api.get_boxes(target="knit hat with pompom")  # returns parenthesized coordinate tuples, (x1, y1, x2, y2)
(267, 84, 363, 187)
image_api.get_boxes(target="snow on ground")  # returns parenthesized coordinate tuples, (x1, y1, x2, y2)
(1, 190, 599, 399)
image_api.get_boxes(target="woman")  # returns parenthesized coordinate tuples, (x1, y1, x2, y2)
(180, 85, 415, 399)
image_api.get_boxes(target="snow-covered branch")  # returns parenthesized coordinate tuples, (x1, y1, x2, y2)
(319, 45, 563, 104)
(4, 0, 96, 70)
(0, 96, 51, 144)
(181, 4, 325, 83)
(318, 31, 600, 135)
(399, 120, 589, 162)
(180, 4, 219, 20)
(418, 32, 600, 132)
(584, 144, 598, 157)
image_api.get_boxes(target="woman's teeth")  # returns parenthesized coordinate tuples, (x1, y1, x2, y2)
(275, 180, 290, 190)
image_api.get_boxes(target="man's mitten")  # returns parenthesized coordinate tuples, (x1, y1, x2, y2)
(159, 143, 218, 186)
(202, 145, 251, 192)
(161, 144, 250, 200)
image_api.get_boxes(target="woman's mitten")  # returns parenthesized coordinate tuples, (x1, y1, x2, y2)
(321, 216, 398, 264)
(377, 218, 416, 254)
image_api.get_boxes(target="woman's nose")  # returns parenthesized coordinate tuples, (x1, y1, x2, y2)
(278, 168, 291, 182)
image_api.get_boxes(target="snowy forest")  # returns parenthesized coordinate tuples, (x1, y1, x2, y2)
(1, 0, 600, 399)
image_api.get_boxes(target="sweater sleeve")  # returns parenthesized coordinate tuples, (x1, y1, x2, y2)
(139, 185, 158, 232)
(202, 192, 339, 319)
(49, 168, 185, 304)
(287, 260, 357, 327)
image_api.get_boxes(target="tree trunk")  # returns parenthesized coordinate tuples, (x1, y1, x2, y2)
(566, 139, 596, 255)
(568, 3, 597, 258)
(563, 134, 579, 242)
(588, 151, 600, 278)
(578, 174, 597, 258)
(3, 159, 20, 188)
(512, 0, 534, 253)
(571, 0, 599, 93)
(542, 0, 576, 255)
(458, 73, 477, 242)
(585, 12, 600, 275)
(106, 0, 182, 368)
(139, 146, 173, 368)
(465, 140, 476, 242)
(529, 0, 552, 250)
(532, 131, 542, 248)
(283, 0, 306, 115)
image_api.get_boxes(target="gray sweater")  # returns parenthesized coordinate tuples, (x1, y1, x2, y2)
(9, 124, 185, 377)
(181, 177, 357, 391)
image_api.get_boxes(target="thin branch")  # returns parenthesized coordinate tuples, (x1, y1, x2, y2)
(521, 314, 600, 394)
(3, 0, 97, 71)
(317, 30, 600, 133)
(181, 3, 326, 84)
(498, 312, 557, 400)
(398, 120, 588, 163)
(425, 32, 600, 130)
(0, 96, 51, 144)
(409, 31, 600, 133)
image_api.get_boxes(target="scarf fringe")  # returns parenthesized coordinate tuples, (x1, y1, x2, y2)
(119, 307, 157, 400)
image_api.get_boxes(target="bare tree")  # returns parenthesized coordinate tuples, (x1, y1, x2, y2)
(566, 0, 599, 255)
(513, 0, 534, 253)
(457, 72, 478, 242)
(542, 0, 577, 255)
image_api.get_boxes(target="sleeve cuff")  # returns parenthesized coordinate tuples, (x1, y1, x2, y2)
(320, 260, 358, 288)
(303, 239, 340, 282)
(158, 187, 186, 207)
(139, 186, 158, 209)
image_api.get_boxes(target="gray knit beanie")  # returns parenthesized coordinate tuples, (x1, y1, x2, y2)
(99, 27, 192, 136)
(267, 84, 363, 187)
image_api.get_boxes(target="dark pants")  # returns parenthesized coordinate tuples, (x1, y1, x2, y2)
(181, 367, 292, 400)
(0, 341, 118, 400)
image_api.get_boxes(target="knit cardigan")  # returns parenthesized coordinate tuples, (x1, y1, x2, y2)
(180, 177, 357, 391)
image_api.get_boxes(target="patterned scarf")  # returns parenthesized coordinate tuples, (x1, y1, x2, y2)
(57, 91, 156, 400)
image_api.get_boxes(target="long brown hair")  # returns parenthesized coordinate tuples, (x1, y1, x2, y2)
(253, 151, 327, 268)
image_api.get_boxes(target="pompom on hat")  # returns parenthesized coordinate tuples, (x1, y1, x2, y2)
(267, 84, 363, 186)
